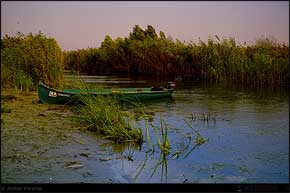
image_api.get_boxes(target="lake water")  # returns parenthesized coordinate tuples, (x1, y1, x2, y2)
(66, 75, 289, 183)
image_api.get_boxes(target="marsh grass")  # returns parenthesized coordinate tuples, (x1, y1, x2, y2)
(133, 113, 172, 182)
(150, 115, 171, 155)
(184, 119, 206, 145)
(14, 70, 34, 91)
(63, 75, 99, 90)
(64, 26, 289, 87)
(66, 80, 207, 182)
(74, 93, 143, 144)
(142, 113, 206, 155)
(134, 114, 208, 182)
(1, 33, 64, 90)
(141, 112, 171, 155)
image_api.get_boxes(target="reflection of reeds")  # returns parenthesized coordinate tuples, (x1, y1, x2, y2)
(134, 152, 149, 181)
(150, 152, 168, 182)
(189, 112, 217, 124)
(134, 113, 171, 182)
(134, 114, 208, 182)
(134, 149, 169, 182)
(182, 144, 200, 159)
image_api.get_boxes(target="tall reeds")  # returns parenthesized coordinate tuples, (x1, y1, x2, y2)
(1, 32, 64, 90)
(63, 25, 288, 87)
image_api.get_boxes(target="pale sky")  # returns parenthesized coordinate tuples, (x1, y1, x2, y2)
(1, 1, 289, 50)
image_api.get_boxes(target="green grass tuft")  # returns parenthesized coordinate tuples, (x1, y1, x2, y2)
(74, 93, 143, 144)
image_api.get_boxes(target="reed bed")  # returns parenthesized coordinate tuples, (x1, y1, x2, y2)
(63, 25, 289, 87)
(1, 32, 64, 90)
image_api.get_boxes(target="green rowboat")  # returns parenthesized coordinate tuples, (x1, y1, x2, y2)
(38, 82, 174, 104)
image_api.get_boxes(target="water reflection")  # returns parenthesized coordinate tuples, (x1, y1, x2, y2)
(150, 151, 169, 182)
(67, 75, 288, 183)
(99, 118, 206, 183)
(102, 141, 142, 161)
(133, 118, 206, 182)
(133, 138, 203, 183)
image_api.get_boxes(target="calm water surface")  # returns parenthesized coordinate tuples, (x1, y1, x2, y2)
(66, 75, 289, 183)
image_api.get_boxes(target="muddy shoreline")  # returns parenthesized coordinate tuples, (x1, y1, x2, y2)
(1, 90, 128, 183)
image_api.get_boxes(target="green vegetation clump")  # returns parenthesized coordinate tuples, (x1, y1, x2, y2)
(64, 25, 289, 87)
(184, 119, 206, 145)
(3, 27, 287, 89)
(150, 115, 171, 155)
(75, 94, 143, 144)
(1, 32, 64, 90)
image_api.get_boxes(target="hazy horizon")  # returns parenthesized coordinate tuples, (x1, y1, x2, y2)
(1, 1, 289, 51)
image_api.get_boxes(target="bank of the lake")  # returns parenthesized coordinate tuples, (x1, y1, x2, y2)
(1, 90, 130, 183)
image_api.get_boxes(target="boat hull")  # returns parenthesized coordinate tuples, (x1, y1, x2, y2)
(37, 82, 174, 104)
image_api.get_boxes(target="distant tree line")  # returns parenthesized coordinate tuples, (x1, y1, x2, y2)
(1, 32, 64, 90)
(1, 26, 288, 91)
(64, 25, 289, 87)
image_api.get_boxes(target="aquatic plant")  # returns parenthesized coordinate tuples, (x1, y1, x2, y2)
(75, 93, 143, 144)
(184, 119, 206, 145)
(133, 114, 209, 182)
(133, 113, 172, 182)
(149, 114, 171, 155)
